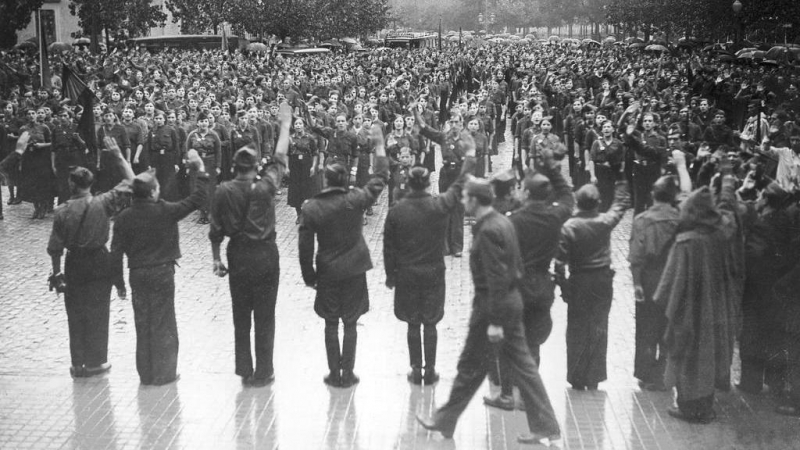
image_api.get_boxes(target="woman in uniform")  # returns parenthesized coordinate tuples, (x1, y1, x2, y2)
(287, 117, 319, 220)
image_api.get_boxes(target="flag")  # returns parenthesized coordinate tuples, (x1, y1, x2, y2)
(37, 10, 52, 90)
(221, 27, 229, 54)
(62, 66, 97, 164)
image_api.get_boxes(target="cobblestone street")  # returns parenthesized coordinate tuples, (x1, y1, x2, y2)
(1, 128, 798, 450)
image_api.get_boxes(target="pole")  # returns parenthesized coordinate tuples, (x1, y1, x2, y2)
(438, 17, 442, 51)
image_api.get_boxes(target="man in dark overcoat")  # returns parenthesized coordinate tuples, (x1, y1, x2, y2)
(383, 144, 475, 385)
(298, 124, 388, 388)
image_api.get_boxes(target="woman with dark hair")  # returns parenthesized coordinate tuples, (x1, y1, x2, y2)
(287, 117, 319, 221)
(465, 115, 489, 178)
(386, 115, 416, 206)
(18, 107, 54, 219)
(51, 109, 87, 204)
(587, 120, 624, 212)
(185, 112, 221, 224)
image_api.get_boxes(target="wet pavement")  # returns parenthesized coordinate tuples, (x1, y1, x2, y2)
(1, 127, 799, 450)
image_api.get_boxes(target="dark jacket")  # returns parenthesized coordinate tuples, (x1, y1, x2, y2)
(112, 173, 208, 269)
(299, 156, 389, 286)
(558, 181, 630, 271)
(470, 209, 524, 327)
(384, 157, 475, 286)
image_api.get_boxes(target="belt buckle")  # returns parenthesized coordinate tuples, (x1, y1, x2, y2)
(160, 149, 165, 155)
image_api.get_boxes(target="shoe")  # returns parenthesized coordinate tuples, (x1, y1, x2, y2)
(452, 252, 462, 258)
(667, 406, 715, 424)
(0, 214, 4, 220)
(775, 404, 800, 417)
(197, 217, 210, 225)
(295, 216, 300, 225)
(483, 394, 515, 411)
(423, 369, 440, 385)
(323, 371, 341, 387)
(736, 382, 763, 395)
(84, 363, 112, 377)
(586, 383, 598, 391)
(9, 198, 21, 205)
(642, 381, 668, 392)
(570, 384, 586, 390)
(366, 207, 374, 216)
(340, 371, 360, 388)
(415, 413, 453, 439)
(246, 373, 275, 387)
(363, 217, 368, 226)
(517, 398, 526, 411)
(69, 366, 85, 378)
(152, 374, 181, 386)
(517, 432, 561, 446)
(6, 197, 13, 205)
(407, 368, 423, 385)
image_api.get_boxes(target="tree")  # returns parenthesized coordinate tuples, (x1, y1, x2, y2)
(0, 0, 45, 49)
(165, 0, 232, 34)
(69, 0, 167, 48)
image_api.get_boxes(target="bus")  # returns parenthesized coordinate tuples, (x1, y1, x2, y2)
(384, 32, 438, 49)
(127, 35, 243, 52)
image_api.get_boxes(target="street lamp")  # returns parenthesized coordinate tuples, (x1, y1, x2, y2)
(732, 0, 743, 43)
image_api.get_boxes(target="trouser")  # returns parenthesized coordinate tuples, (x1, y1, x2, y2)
(439, 164, 463, 254)
(325, 319, 357, 374)
(634, 300, 667, 384)
(227, 239, 279, 380)
(495, 272, 554, 397)
(130, 263, 178, 385)
(566, 268, 614, 387)
(432, 317, 560, 438)
(190, 157, 216, 215)
(63, 278, 112, 368)
(407, 323, 438, 370)
(595, 165, 616, 213)
(632, 162, 661, 215)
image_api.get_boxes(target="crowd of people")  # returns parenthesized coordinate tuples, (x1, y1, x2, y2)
(2, 37, 800, 445)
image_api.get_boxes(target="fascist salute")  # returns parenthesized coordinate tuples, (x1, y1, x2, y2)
(298, 122, 389, 388)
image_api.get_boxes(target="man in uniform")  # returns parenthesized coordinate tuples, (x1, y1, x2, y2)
(43, 134, 133, 378)
(111, 149, 209, 386)
(299, 123, 388, 388)
(484, 147, 574, 410)
(416, 178, 562, 447)
(208, 103, 291, 387)
(625, 114, 667, 214)
(383, 139, 476, 385)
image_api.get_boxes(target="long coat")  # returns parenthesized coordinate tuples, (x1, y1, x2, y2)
(655, 179, 744, 401)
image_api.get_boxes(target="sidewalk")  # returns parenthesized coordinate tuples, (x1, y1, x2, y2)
(1, 128, 799, 449)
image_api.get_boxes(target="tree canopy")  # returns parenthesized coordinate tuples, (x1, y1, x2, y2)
(69, 0, 167, 39)
(0, 0, 45, 48)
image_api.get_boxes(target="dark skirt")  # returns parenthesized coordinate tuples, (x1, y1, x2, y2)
(288, 154, 317, 208)
(315, 273, 369, 323)
(394, 275, 445, 325)
(565, 267, 614, 386)
(19, 147, 55, 203)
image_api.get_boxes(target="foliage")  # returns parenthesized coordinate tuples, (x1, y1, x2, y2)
(165, 0, 231, 34)
(68, 0, 167, 39)
(0, 0, 45, 48)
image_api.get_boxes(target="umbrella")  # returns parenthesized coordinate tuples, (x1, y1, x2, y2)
(737, 50, 765, 60)
(49, 41, 72, 53)
(718, 54, 735, 62)
(14, 41, 36, 50)
(735, 47, 757, 56)
(73, 37, 90, 46)
(517, 38, 531, 44)
(525, 34, 536, 40)
(625, 37, 644, 44)
(448, 35, 460, 42)
(702, 43, 727, 53)
(247, 42, 269, 53)
(509, 35, 521, 40)
(582, 39, 601, 47)
(645, 44, 670, 52)
(760, 59, 779, 66)
(548, 35, 561, 42)
(603, 36, 616, 44)
(447, 30, 457, 36)
(766, 46, 790, 60)
(629, 42, 647, 49)
(341, 37, 357, 45)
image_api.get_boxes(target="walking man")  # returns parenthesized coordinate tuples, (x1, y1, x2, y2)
(416, 177, 561, 446)
(208, 102, 291, 387)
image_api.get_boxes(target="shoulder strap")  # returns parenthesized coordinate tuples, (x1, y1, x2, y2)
(68, 198, 93, 250)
